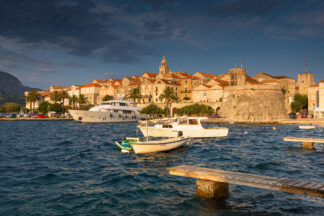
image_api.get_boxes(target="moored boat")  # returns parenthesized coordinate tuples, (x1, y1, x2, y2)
(69, 100, 146, 123)
(299, 125, 316, 129)
(115, 136, 188, 154)
(138, 117, 228, 138)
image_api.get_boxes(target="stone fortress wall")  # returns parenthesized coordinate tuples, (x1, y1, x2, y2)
(220, 84, 287, 121)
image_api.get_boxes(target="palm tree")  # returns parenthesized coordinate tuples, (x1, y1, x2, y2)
(26, 89, 41, 112)
(50, 91, 60, 103)
(159, 87, 178, 117)
(126, 88, 141, 102)
(78, 94, 88, 106)
(71, 95, 79, 109)
(59, 90, 70, 111)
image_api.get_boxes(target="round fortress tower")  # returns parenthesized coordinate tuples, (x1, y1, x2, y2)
(229, 68, 247, 86)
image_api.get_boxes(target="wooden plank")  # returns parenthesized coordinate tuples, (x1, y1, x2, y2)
(284, 137, 324, 143)
(168, 165, 324, 198)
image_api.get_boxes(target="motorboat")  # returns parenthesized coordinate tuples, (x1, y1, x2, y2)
(299, 125, 316, 130)
(69, 100, 146, 123)
(115, 136, 189, 154)
(138, 117, 229, 138)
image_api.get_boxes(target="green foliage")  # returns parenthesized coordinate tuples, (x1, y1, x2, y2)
(49, 103, 63, 113)
(0, 102, 21, 113)
(70, 95, 79, 108)
(37, 101, 50, 114)
(78, 94, 88, 105)
(290, 93, 308, 112)
(126, 88, 141, 102)
(103, 95, 114, 101)
(50, 91, 60, 103)
(26, 89, 41, 110)
(176, 103, 214, 116)
(140, 104, 163, 115)
(159, 87, 178, 116)
(21, 107, 29, 113)
(281, 88, 286, 96)
(80, 104, 94, 110)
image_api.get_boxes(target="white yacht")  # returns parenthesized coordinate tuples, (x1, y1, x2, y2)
(69, 100, 146, 123)
(138, 117, 229, 138)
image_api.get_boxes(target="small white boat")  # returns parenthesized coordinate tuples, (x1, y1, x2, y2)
(299, 125, 316, 130)
(138, 117, 228, 138)
(125, 137, 188, 154)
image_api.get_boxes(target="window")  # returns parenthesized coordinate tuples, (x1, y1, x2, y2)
(204, 92, 206, 96)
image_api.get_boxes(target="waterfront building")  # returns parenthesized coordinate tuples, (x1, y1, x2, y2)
(80, 83, 102, 105)
(313, 81, 324, 118)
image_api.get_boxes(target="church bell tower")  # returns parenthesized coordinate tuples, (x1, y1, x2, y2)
(159, 56, 169, 74)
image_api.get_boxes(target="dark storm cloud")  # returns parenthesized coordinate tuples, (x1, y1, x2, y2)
(208, 0, 282, 17)
(0, 0, 155, 63)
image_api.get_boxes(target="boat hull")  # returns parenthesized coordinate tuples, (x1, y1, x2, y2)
(130, 138, 188, 154)
(69, 110, 145, 123)
(138, 126, 228, 138)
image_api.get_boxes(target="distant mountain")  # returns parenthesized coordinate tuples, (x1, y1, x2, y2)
(0, 71, 41, 106)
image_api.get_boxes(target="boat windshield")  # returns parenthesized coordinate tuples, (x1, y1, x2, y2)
(188, 119, 199, 125)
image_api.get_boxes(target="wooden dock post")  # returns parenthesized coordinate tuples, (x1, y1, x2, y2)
(196, 179, 228, 198)
(283, 137, 324, 150)
(302, 142, 315, 150)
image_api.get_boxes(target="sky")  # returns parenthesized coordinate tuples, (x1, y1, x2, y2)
(0, 0, 324, 89)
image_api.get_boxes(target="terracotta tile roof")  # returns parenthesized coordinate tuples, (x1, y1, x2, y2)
(197, 72, 219, 78)
(80, 83, 102, 88)
(143, 72, 158, 77)
(174, 81, 181, 86)
(214, 79, 229, 86)
(202, 84, 212, 88)
(246, 75, 260, 84)
(260, 79, 278, 84)
(172, 74, 181, 79)
(111, 85, 119, 89)
(259, 72, 293, 80)
(320, 80, 324, 83)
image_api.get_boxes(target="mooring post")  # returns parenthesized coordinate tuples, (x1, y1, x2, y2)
(196, 179, 229, 199)
(302, 142, 314, 150)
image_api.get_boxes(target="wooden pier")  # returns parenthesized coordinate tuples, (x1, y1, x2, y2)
(284, 137, 324, 150)
(168, 165, 324, 199)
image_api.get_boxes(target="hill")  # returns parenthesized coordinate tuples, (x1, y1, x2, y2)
(0, 71, 41, 106)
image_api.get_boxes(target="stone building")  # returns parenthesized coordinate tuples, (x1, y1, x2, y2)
(297, 73, 315, 95)
(313, 81, 324, 118)
(308, 84, 319, 115)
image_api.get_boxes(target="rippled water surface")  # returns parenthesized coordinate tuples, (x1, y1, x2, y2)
(0, 121, 323, 215)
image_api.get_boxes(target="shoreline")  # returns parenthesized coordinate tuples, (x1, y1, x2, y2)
(0, 118, 73, 121)
(202, 118, 324, 125)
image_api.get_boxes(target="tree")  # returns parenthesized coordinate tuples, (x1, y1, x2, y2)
(140, 104, 163, 118)
(70, 95, 79, 109)
(126, 88, 141, 102)
(0, 103, 21, 113)
(0, 103, 20, 113)
(78, 94, 88, 106)
(59, 90, 70, 111)
(291, 93, 308, 113)
(37, 101, 50, 114)
(176, 103, 214, 116)
(103, 95, 113, 101)
(49, 103, 63, 113)
(50, 91, 60, 103)
(26, 89, 41, 111)
(159, 87, 178, 116)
